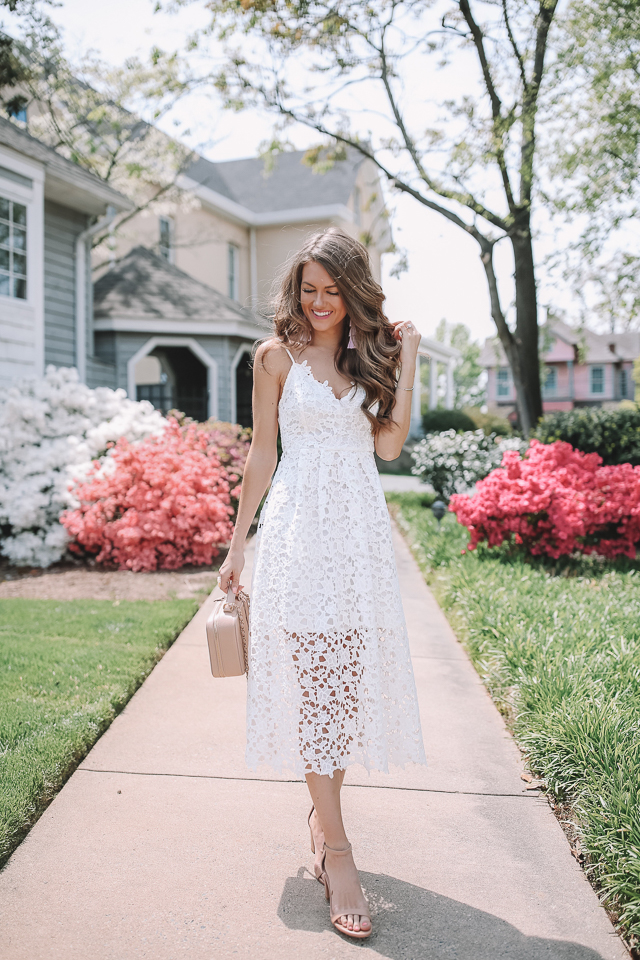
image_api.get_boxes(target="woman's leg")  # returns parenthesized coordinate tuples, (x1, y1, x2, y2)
(306, 771, 371, 934)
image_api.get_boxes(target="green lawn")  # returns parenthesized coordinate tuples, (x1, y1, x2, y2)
(387, 492, 640, 951)
(0, 598, 197, 865)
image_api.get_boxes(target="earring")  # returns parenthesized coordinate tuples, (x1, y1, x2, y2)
(347, 321, 356, 349)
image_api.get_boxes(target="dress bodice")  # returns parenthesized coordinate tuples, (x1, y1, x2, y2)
(278, 358, 375, 456)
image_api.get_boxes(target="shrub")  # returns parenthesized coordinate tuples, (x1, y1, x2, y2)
(463, 406, 513, 436)
(534, 406, 640, 465)
(411, 429, 527, 500)
(450, 439, 640, 559)
(0, 367, 166, 567)
(61, 418, 249, 571)
(422, 408, 476, 434)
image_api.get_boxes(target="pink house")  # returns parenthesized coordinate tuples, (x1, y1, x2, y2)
(481, 318, 638, 423)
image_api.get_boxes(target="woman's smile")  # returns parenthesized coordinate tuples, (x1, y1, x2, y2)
(300, 261, 348, 330)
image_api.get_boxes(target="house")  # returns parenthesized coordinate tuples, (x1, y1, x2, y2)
(102, 147, 391, 298)
(93, 245, 264, 424)
(92, 147, 391, 426)
(481, 316, 639, 421)
(2, 109, 452, 431)
(0, 116, 131, 389)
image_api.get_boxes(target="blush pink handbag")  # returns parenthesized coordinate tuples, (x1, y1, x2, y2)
(206, 587, 250, 677)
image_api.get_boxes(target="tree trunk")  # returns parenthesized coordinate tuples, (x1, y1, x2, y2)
(511, 222, 543, 435)
(478, 236, 542, 436)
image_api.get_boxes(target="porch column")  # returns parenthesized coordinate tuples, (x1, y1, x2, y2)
(410, 356, 422, 436)
(445, 357, 455, 409)
(429, 357, 438, 409)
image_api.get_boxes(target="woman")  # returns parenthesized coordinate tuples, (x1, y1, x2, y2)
(218, 229, 426, 940)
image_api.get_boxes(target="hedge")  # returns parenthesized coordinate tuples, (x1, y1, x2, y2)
(534, 407, 640, 465)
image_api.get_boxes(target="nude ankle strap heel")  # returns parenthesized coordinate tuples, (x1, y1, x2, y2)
(320, 842, 372, 940)
(307, 806, 323, 881)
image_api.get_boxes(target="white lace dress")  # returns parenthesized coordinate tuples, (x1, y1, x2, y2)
(246, 347, 426, 777)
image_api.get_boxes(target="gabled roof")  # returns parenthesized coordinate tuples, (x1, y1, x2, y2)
(93, 246, 263, 337)
(480, 317, 640, 367)
(183, 147, 365, 219)
(0, 116, 131, 215)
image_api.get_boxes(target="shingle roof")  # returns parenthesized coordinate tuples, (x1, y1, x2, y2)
(480, 318, 640, 367)
(185, 148, 364, 214)
(0, 116, 131, 213)
(94, 245, 258, 325)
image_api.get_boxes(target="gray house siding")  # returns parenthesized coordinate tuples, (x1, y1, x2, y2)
(86, 356, 117, 389)
(43, 200, 87, 369)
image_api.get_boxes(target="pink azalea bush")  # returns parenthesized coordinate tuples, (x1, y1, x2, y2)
(61, 418, 250, 571)
(450, 439, 640, 559)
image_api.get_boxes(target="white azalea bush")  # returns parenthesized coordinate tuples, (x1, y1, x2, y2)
(411, 429, 527, 501)
(0, 366, 167, 567)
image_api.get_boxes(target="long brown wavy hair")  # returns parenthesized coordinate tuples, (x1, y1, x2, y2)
(266, 229, 401, 435)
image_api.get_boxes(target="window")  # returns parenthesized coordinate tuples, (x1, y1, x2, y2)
(228, 243, 238, 300)
(496, 367, 510, 397)
(590, 366, 605, 395)
(0, 196, 27, 299)
(543, 366, 557, 397)
(619, 368, 629, 399)
(159, 217, 172, 261)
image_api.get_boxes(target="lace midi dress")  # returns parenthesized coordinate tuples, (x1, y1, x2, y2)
(246, 347, 426, 777)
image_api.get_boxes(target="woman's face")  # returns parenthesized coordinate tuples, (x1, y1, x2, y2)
(300, 260, 348, 334)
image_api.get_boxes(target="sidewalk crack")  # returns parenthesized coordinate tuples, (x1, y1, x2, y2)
(77, 767, 539, 799)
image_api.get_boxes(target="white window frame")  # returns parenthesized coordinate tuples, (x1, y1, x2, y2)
(496, 367, 511, 397)
(0, 148, 45, 376)
(590, 365, 605, 396)
(543, 366, 557, 397)
(159, 216, 173, 263)
(228, 242, 239, 301)
(619, 367, 629, 399)
(0, 194, 28, 301)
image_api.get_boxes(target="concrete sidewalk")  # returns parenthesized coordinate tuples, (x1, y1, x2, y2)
(0, 523, 629, 960)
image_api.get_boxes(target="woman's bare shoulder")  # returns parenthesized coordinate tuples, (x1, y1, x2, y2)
(254, 338, 294, 377)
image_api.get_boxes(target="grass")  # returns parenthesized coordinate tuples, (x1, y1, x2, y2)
(387, 492, 640, 954)
(0, 598, 198, 866)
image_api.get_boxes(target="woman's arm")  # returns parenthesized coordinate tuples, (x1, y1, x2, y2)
(218, 341, 287, 593)
(375, 321, 422, 461)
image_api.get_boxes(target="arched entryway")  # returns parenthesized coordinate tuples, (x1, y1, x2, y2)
(233, 346, 253, 428)
(128, 337, 217, 421)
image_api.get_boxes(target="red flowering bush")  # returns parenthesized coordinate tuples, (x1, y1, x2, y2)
(450, 439, 640, 559)
(61, 418, 249, 571)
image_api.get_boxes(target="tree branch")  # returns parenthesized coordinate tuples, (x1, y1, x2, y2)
(274, 90, 509, 236)
(502, 0, 527, 90)
(520, 0, 558, 205)
(457, 0, 516, 211)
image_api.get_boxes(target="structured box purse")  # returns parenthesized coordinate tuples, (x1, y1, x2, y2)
(206, 588, 250, 677)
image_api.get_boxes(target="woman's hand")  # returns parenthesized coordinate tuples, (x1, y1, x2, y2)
(391, 320, 421, 365)
(217, 547, 245, 595)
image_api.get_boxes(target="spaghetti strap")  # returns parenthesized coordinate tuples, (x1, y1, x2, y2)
(283, 345, 295, 364)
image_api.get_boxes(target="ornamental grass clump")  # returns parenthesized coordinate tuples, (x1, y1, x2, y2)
(451, 439, 640, 559)
(411, 428, 526, 500)
(61, 418, 248, 571)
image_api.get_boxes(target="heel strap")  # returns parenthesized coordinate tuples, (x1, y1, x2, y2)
(323, 842, 352, 856)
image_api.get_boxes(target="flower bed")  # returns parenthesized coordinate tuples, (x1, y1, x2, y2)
(61, 418, 248, 571)
(450, 439, 640, 559)
(411, 429, 526, 500)
(0, 367, 166, 567)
